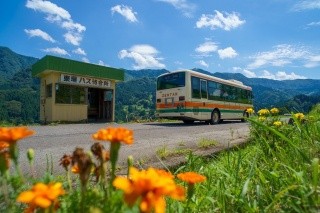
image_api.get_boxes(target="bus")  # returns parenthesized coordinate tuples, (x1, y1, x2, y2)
(156, 70, 253, 124)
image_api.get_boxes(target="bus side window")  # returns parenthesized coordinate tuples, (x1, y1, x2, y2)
(191, 76, 200, 99)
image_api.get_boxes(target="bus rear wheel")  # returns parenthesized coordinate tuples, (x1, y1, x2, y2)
(210, 110, 220, 124)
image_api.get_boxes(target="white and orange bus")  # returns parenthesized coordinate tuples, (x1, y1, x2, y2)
(156, 70, 253, 124)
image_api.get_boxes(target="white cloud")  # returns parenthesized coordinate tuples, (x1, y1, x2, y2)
(304, 55, 320, 68)
(24, 28, 55, 43)
(242, 69, 257, 78)
(42, 47, 69, 55)
(64, 32, 82, 46)
(260, 70, 307, 80)
(196, 10, 245, 31)
(98, 60, 105, 66)
(26, 0, 71, 20)
(82, 57, 90, 63)
(291, 0, 320, 11)
(217, 47, 238, 59)
(72, 47, 86, 56)
(195, 41, 218, 56)
(307, 21, 320, 27)
(248, 44, 308, 69)
(118, 44, 165, 69)
(157, 0, 196, 17)
(197, 60, 209, 67)
(111, 5, 138, 23)
(26, 0, 86, 46)
(61, 21, 86, 33)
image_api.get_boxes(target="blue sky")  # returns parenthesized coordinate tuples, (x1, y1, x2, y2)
(1, 0, 320, 80)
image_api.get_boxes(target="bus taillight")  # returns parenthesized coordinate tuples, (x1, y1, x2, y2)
(179, 96, 185, 101)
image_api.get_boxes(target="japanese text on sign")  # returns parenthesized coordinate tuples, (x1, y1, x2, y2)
(60, 74, 111, 88)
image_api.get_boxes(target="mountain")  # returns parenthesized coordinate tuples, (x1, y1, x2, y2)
(0, 46, 319, 124)
(0, 46, 38, 78)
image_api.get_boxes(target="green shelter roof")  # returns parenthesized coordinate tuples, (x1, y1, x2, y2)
(32, 55, 124, 81)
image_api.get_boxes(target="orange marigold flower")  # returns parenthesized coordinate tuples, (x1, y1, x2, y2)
(17, 182, 64, 211)
(92, 127, 133, 144)
(113, 167, 185, 213)
(177, 172, 206, 184)
(0, 141, 9, 150)
(0, 127, 34, 144)
(71, 164, 80, 174)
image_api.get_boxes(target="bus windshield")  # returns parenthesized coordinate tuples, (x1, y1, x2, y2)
(157, 72, 185, 90)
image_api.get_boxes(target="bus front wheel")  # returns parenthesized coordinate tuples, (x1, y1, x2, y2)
(241, 112, 249, 122)
(210, 110, 220, 124)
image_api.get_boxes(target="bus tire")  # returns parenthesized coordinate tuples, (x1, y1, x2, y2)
(241, 111, 249, 122)
(210, 109, 220, 125)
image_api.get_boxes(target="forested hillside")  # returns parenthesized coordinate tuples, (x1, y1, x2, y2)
(0, 46, 319, 124)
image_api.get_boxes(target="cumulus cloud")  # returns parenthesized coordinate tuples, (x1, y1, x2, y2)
(111, 5, 138, 23)
(247, 44, 310, 69)
(118, 44, 165, 69)
(196, 10, 245, 31)
(217, 47, 238, 59)
(24, 28, 55, 42)
(156, 0, 196, 17)
(195, 41, 218, 56)
(72, 47, 86, 56)
(291, 0, 320, 11)
(64, 32, 82, 46)
(197, 60, 209, 67)
(26, 0, 86, 46)
(42, 47, 69, 55)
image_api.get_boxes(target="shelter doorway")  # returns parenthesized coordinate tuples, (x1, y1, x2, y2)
(88, 88, 113, 122)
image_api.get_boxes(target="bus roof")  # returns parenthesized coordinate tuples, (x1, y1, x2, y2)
(158, 69, 252, 91)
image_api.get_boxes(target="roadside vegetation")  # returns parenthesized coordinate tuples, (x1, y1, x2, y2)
(1, 104, 320, 212)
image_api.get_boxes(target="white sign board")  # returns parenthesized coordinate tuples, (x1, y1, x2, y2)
(60, 74, 111, 88)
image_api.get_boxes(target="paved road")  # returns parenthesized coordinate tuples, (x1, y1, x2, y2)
(17, 121, 250, 177)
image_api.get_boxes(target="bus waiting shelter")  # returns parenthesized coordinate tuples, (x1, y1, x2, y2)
(32, 55, 124, 123)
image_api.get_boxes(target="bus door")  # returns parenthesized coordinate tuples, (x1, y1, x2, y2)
(200, 80, 208, 119)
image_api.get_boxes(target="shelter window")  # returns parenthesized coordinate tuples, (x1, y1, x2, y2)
(46, 84, 52, 98)
(55, 84, 85, 104)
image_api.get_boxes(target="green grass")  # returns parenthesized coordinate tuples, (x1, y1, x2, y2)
(197, 138, 217, 148)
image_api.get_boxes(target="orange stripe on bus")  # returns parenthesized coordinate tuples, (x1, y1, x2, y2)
(156, 101, 248, 110)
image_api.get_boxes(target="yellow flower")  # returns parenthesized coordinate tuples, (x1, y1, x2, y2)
(246, 108, 254, 115)
(177, 172, 206, 184)
(270, 108, 279, 115)
(258, 116, 266, 122)
(17, 182, 64, 211)
(257, 109, 270, 116)
(0, 127, 34, 145)
(92, 127, 133, 145)
(113, 167, 185, 213)
(294, 113, 305, 121)
(273, 121, 282, 127)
